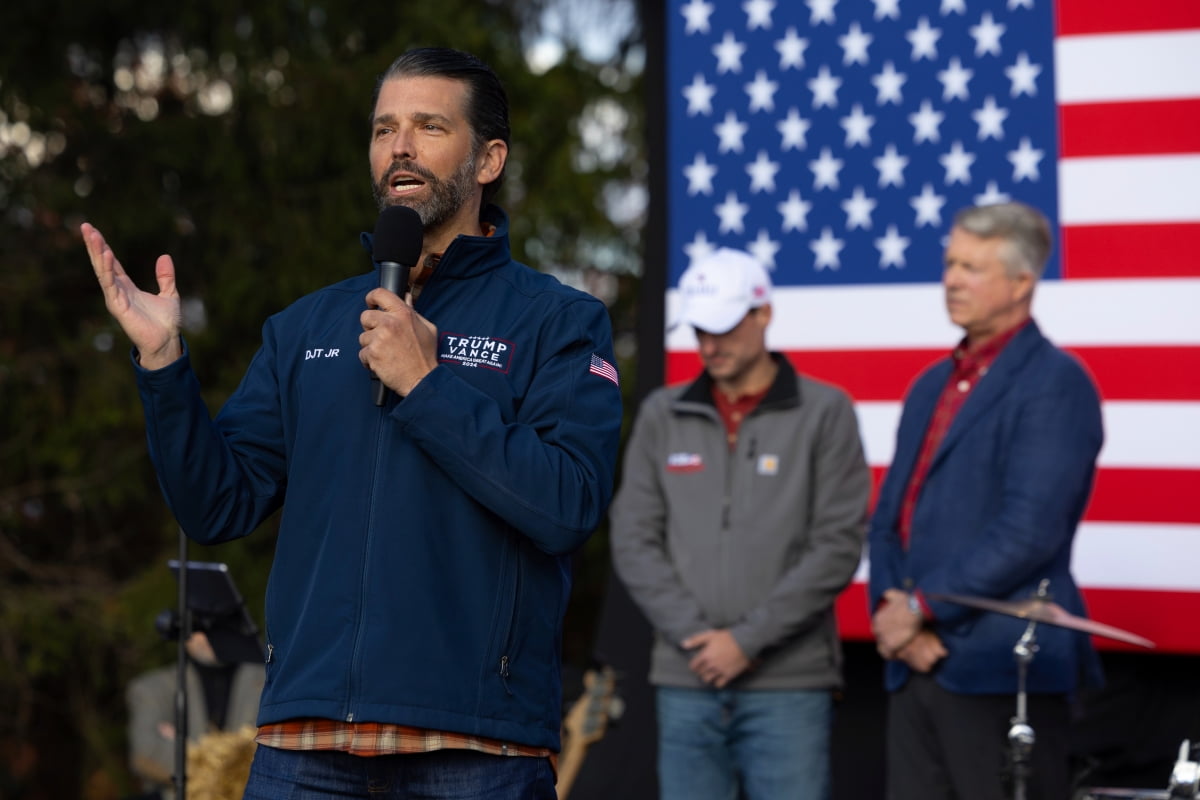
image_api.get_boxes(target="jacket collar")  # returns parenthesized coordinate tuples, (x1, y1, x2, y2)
(675, 352, 800, 413)
(360, 204, 512, 281)
(929, 318, 1046, 467)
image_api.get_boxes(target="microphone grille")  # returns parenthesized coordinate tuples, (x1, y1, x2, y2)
(372, 205, 424, 266)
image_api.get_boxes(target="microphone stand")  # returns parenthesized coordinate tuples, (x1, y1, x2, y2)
(173, 528, 189, 800)
(1008, 579, 1050, 800)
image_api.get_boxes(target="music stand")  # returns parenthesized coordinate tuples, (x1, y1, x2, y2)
(165, 558, 264, 799)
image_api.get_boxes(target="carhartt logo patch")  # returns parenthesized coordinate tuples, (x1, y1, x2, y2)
(439, 333, 514, 373)
(666, 452, 704, 473)
(756, 454, 779, 476)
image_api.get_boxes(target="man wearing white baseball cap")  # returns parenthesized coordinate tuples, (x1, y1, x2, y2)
(611, 247, 871, 800)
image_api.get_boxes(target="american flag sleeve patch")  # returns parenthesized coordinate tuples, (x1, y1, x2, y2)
(589, 353, 620, 386)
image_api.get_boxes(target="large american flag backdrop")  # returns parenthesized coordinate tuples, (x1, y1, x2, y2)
(662, 0, 1200, 653)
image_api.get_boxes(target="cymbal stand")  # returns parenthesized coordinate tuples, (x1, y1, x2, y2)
(1008, 579, 1050, 800)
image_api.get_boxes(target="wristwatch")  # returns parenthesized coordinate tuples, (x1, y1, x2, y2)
(906, 592, 923, 618)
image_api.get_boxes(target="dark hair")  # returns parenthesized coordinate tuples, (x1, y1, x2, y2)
(370, 47, 511, 206)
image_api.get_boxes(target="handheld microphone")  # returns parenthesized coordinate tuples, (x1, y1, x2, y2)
(370, 205, 424, 406)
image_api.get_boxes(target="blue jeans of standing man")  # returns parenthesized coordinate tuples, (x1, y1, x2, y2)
(656, 686, 833, 800)
(241, 745, 557, 799)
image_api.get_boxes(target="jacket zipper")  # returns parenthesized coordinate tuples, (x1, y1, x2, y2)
(343, 408, 389, 722)
(497, 554, 521, 696)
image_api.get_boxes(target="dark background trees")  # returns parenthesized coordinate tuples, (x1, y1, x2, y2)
(0, 2, 644, 795)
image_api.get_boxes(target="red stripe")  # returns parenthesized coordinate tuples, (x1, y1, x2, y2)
(665, 346, 1200, 402)
(1064, 346, 1200, 401)
(868, 466, 1197, 523)
(1056, 0, 1200, 36)
(837, 584, 1199, 653)
(1061, 223, 1200, 279)
(1087, 468, 1200, 524)
(1059, 99, 1200, 158)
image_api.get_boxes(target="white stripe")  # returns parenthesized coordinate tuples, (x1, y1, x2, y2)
(665, 279, 1200, 350)
(1071, 523, 1200, 591)
(1060, 155, 1200, 225)
(854, 401, 1200, 469)
(852, 523, 1200, 591)
(1055, 30, 1200, 104)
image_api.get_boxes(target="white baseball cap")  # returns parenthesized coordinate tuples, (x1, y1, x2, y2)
(670, 248, 773, 334)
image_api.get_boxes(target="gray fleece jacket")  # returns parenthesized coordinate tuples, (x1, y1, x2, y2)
(610, 355, 870, 689)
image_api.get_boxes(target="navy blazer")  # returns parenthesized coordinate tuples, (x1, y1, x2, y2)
(868, 320, 1105, 695)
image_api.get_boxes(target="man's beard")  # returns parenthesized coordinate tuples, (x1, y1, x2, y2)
(372, 153, 478, 231)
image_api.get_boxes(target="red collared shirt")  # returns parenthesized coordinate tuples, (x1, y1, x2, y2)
(897, 320, 1030, 547)
(712, 384, 770, 451)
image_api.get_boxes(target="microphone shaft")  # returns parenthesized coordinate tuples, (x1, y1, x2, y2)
(372, 261, 411, 407)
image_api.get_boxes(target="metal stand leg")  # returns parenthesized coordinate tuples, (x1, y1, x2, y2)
(1009, 579, 1051, 800)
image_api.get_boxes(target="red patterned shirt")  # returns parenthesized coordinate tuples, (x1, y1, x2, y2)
(897, 320, 1029, 547)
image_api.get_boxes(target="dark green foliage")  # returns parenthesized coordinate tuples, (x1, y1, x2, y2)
(0, 1, 644, 794)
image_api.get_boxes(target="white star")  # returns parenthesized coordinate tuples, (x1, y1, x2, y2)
(715, 111, 749, 153)
(840, 104, 875, 147)
(747, 229, 781, 268)
(872, 61, 906, 105)
(941, 0, 966, 13)
(906, 17, 942, 61)
(909, 100, 945, 144)
(809, 147, 844, 191)
(715, 191, 750, 233)
(972, 96, 1008, 140)
(970, 12, 1006, 57)
(746, 150, 781, 193)
(744, 0, 775, 30)
(1007, 136, 1044, 181)
(807, 0, 837, 25)
(839, 22, 873, 66)
(810, 227, 845, 270)
(682, 74, 717, 116)
(938, 57, 973, 102)
(681, 0, 715, 35)
(777, 108, 812, 151)
(745, 70, 779, 113)
(808, 65, 842, 108)
(874, 144, 909, 187)
(1008, 0, 1034, 9)
(974, 180, 1011, 206)
(910, 183, 946, 227)
(1005, 52, 1041, 97)
(940, 141, 975, 184)
(842, 186, 877, 229)
(875, 225, 911, 268)
(684, 153, 718, 195)
(685, 229, 717, 263)
(873, 0, 900, 20)
(775, 27, 808, 70)
(778, 189, 813, 232)
(713, 32, 747, 74)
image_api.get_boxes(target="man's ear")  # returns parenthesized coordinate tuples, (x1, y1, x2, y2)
(1012, 270, 1036, 304)
(477, 139, 508, 186)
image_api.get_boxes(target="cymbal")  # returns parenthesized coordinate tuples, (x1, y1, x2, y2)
(927, 592, 1155, 649)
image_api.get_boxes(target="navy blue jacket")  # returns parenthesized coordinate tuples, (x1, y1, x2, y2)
(867, 321, 1104, 695)
(134, 206, 623, 749)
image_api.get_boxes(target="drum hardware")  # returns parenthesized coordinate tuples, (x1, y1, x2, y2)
(929, 582, 1156, 800)
(1168, 740, 1200, 798)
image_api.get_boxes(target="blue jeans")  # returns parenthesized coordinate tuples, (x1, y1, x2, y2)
(241, 745, 557, 799)
(656, 686, 832, 800)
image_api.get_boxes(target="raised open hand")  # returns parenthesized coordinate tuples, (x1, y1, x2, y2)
(82, 222, 183, 369)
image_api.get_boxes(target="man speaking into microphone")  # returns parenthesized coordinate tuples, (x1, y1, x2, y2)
(81, 47, 622, 798)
